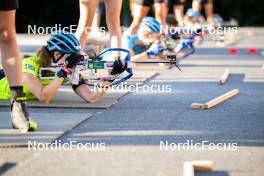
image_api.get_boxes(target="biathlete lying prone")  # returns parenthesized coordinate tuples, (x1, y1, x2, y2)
(124, 16, 196, 62)
(0, 31, 128, 131)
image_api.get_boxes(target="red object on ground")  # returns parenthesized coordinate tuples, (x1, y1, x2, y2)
(247, 48, 257, 54)
(228, 48, 238, 54)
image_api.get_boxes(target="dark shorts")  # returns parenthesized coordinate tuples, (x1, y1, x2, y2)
(168, 0, 185, 6)
(193, 0, 210, 4)
(0, 0, 18, 11)
(96, 1, 105, 15)
(135, 0, 165, 6)
(0, 70, 5, 80)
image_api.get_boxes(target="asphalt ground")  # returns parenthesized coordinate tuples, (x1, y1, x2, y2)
(0, 28, 263, 176)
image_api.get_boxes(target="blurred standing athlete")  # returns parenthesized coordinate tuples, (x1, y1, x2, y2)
(126, 0, 167, 35)
(0, 0, 34, 132)
(192, 0, 215, 26)
(166, 0, 185, 26)
(75, 0, 123, 50)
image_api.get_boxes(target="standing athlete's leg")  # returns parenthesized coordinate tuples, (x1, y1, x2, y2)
(192, 0, 215, 26)
(91, 2, 105, 32)
(204, 0, 214, 26)
(75, 0, 99, 49)
(192, 0, 202, 12)
(0, 0, 35, 132)
(126, 0, 150, 35)
(0, 11, 22, 87)
(153, 0, 166, 26)
(104, 0, 123, 48)
(172, 0, 185, 26)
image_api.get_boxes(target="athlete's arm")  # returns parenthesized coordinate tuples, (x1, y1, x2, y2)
(132, 51, 149, 61)
(23, 73, 64, 103)
(133, 40, 166, 61)
(74, 84, 106, 103)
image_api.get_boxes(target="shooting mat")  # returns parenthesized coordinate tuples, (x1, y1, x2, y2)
(0, 112, 91, 147)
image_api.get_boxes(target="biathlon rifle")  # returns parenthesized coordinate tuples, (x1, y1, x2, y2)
(160, 34, 196, 61)
(39, 48, 182, 85)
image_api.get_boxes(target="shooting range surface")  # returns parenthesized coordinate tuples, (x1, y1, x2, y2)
(0, 28, 264, 176)
(0, 112, 91, 147)
(0, 70, 157, 109)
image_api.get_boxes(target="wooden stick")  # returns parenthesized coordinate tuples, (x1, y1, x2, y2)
(191, 103, 207, 109)
(183, 160, 213, 176)
(183, 162, 195, 176)
(219, 70, 229, 85)
(191, 160, 213, 171)
(206, 89, 239, 109)
(191, 89, 239, 109)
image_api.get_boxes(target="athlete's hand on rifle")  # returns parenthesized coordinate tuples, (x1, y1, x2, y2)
(110, 58, 127, 75)
(146, 41, 166, 56)
(65, 53, 84, 69)
(57, 53, 84, 79)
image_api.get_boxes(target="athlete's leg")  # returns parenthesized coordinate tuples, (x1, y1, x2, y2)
(192, 0, 202, 12)
(153, 0, 166, 26)
(104, 0, 122, 48)
(126, 0, 150, 35)
(91, 2, 104, 32)
(172, 0, 185, 26)
(193, 0, 215, 26)
(0, 6, 35, 132)
(130, 0, 136, 17)
(204, 0, 214, 25)
(0, 10, 22, 87)
(75, 0, 99, 49)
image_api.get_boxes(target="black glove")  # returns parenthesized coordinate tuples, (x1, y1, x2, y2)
(110, 58, 127, 75)
(195, 28, 202, 35)
(64, 53, 84, 69)
(56, 54, 84, 79)
(72, 75, 89, 91)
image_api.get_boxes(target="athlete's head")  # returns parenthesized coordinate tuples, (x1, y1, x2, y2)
(212, 14, 224, 27)
(47, 30, 81, 63)
(186, 8, 201, 17)
(138, 17, 161, 44)
(185, 8, 202, 24)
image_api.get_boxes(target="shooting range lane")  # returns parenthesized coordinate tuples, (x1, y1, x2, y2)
(56, 41, 264, 145)
(131, 59, 174, 70)
(87, 70, 159, 88)
(0, 95, 118, 109)
(126, 70, 159, 85)
(0, 70, 158, 109)
(0, 112, 91, 147)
